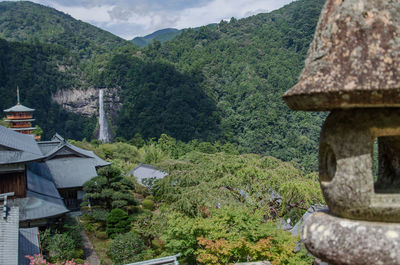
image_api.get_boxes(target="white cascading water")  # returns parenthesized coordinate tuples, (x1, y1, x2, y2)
(98, 89, 111, 142)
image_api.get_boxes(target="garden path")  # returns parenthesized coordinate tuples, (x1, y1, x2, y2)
(81, 229, 101, 265)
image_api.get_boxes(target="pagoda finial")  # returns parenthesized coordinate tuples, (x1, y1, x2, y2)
(16, 86, 20, 105)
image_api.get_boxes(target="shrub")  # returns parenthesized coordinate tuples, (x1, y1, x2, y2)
(25, 254, 87, 265)
(84, 209, 109, 223)
(141, 199, 154, 210)
(75, 258, 85, 264)
(74, 249, 84, 259)
(47, 233, 76, 262)
(96, 231, 108, 240)
(63, 220, 83, 249)
(195, 236, 313, 265)
(108, 232, 145, 265)
(82, 165, 137, 211)
(106, 208, 130, 238)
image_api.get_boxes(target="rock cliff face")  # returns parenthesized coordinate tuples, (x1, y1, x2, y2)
(51, 87, 122, 118)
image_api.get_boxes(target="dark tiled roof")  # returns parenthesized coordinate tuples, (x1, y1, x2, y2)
(18, 227, 40, 265)
(26, 162, 53, 181)
(37, 141, 61, 156)
(4, 104, 35, 112)
(129, 164, 168, 184)
(10, 191, 69, 221)
(40, 134, 111, 168)
(51, 133, 64, 142)
(8, 164, 69, 221)
(27, 168, 62, 199)
(0, 126, 43, 165)
(0, 206, 19, 265)
(46, 157, 99, 188)
(10, 127, 37, 131)
(4, 119, 35, 122)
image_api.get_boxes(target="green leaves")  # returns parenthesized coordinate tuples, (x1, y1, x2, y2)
(154, 152, 323, 221)
(106, 208, 130, 238)
(108, 232, 145, 264)
(82, 165, 138, 211)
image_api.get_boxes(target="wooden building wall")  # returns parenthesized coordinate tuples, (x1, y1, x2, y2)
(0, 171, 26, 197)
(59, 188, 81, 210)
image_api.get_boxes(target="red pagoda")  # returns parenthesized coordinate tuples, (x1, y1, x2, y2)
(3, 88, 40, 140)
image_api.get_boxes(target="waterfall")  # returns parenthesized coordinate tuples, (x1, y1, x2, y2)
(98, 89, 111, 142)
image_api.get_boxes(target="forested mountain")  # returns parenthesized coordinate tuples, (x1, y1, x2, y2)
(131, 28, 181, 47)
(0, 38, 96, 139)
(93, 0, 327, 170)
(0, 1, 128, 59)
(0, 0, 326, 170)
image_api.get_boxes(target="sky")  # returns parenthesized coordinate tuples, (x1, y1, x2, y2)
(5, 0, 294, 40)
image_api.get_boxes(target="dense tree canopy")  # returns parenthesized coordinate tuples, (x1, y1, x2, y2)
(0, 38, 96, 139)
(0, 0, 326, 170)
(0, 1, 127, 60)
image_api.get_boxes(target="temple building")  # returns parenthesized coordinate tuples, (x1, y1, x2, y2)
(3, 88, 40, 140)
(0, 125, 110, 227)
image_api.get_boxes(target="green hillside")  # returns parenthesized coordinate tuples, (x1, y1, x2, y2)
(0, 1, 129, 59)
(0, 38, 96, 139)
(131, 28, 181, 47)
(0, 0, 326, 171)
(96, 0, 326, 170)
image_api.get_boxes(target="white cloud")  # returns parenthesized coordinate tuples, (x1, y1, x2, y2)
(174, 0, 294, 29)
(49, 2, 114, 23)
(1, 0, 294, 39)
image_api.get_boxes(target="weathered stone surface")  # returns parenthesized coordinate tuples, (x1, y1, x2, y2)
(51, 87, 121, 117)
(283, 0, 400, 110)
(302, 211, 400, 265)
(290, 204, 328, 237)
(318, 108, 400, 222)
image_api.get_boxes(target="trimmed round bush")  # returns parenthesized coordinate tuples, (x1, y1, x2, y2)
(106, 209, 130, 238)
(141, 199, 154, 211)
(108, 232, 145, 265)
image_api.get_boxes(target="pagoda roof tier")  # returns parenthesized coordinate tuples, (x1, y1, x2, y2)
(5, 119, 35, 122)
(4, 104, 35, 113)
(10, 127, 37, 131)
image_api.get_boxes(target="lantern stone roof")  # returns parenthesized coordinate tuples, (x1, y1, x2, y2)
(4, 104, 35, 113)
(283, 0, 400, 111)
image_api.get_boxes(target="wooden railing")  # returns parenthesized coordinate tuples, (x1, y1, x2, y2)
(6, 114, 33, 120)
(10, 123, 31, 128)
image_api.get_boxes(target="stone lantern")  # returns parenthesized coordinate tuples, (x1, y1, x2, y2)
(283, 0, 400, 264)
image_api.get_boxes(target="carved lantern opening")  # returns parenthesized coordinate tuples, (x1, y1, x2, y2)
(375, 136, 400, 194)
